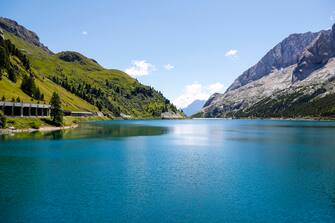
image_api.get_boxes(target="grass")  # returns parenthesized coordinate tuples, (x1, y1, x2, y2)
(6, 117, 53, 129)
(35, 77, 98, 111)
(0, 76, 33, 102)
(5, 116, 109, 130)
(62, 116, 109, 126)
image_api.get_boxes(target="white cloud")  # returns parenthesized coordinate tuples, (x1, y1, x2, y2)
(208, 82, 224, 93)
(125, 60, 156, 77)
(331, 11, 335, 22)
(82, 31, 88, 35)
(164, 64, 174, 70)
(225, 49, 238, 57)
(173, 82, 225, 109)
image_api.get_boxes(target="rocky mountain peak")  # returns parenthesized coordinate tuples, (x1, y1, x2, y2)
(201, 24, 335, 118)
(227, 31, 320, 91)
(292, 25, 335, 82)
(0, 17, 53, 54)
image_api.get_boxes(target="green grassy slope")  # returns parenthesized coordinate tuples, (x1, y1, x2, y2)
(0, 32, 98, 111)
(3, 31, 180, 118)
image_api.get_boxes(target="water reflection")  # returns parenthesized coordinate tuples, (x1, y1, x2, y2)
(0, 122, 169, 140)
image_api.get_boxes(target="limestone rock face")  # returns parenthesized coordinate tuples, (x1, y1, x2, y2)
(202, 24, 335, 118)
(292, 25, 335, 82)
(227, 31, 321, 91)
(0, 17, 52, 54)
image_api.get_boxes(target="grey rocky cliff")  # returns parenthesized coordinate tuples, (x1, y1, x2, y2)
(227, 31, 320, 91)
(201, 24, 335, 118)
(292, 25, 335, 82)
(0, 17, 53, 54)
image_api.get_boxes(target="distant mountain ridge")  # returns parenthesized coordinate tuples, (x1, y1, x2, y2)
(0, 17, 52, 54)
(182, 100, 206, 116)
(199, 24, 335, 118)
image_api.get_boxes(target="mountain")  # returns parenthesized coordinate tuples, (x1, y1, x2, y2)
(227, 31, 322, 91)
(0, 17, 52, 54)
(0, 17, 183, 118)
(182, 100, 206, 116)
(200, 24, 335, 118)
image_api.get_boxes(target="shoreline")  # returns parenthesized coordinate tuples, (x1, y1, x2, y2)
(192, 117, 335, 121)
(0, 124, 78, 134)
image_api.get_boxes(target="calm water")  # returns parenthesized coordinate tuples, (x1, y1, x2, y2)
(1, 119, 335, 222)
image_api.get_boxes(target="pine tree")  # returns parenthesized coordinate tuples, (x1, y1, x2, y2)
(50, 92, 63, 126)
(8, 67, 17, 83)
(21, 74, 36, 97)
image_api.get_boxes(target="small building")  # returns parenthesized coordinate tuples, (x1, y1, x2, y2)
(63, 110, 94, 117)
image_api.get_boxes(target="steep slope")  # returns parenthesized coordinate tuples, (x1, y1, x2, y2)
(292, 26, 335, 82)
(0, 17, 181, 118)
(201, 24, 335, 118)
(0, 31, 99, 111)
(227, 31, 322, 91)
(0, 17, 52, 54)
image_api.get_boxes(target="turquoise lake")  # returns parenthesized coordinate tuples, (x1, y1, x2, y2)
(0, 119, 335, 222)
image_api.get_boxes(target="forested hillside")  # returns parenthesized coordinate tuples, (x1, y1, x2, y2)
(0, 17, 182, 118)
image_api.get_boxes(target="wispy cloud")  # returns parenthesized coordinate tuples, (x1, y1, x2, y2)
(163, 64, 174, 70)
(331, 11, 335, 22)
(82, 31, 88, 35)
(173, 82, 225, 109)
(125, 60, 156, 77)
(225, 49, 238, 57)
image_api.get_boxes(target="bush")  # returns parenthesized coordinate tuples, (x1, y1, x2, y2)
(30, 121, 41, 129)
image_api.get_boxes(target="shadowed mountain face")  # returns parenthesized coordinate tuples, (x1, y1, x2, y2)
(292, 25, 335, 82)
(201, 24, 335, 118)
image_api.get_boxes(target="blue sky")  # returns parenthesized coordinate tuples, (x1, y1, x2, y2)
(1, 0, 335, 108)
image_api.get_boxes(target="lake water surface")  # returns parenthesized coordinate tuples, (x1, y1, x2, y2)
(1, 119, 335, 222)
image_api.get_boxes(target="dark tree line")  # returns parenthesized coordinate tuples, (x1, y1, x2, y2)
(21, 74, 44, 101)
(0, 37, 30, 82)
(0, 36, 43, 101)
(51, 75, 120, 115)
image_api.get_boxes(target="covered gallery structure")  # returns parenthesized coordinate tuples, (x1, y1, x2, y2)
(0, 101, 51, 117)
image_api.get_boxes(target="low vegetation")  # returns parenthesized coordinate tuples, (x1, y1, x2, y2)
(232, 89, 335, 119)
